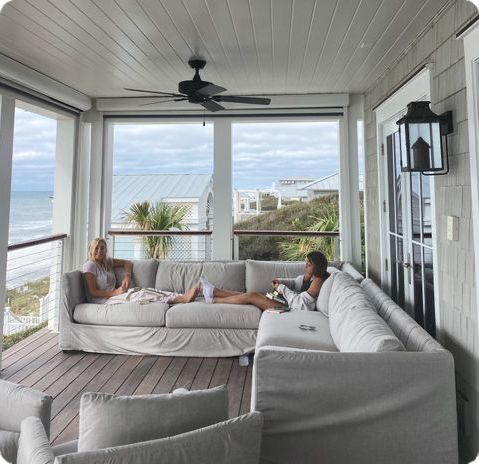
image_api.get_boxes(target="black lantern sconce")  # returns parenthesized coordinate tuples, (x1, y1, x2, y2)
(396, 101, 453, 175)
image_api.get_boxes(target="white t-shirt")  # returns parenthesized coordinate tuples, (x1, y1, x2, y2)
(82, 260, 116, 303)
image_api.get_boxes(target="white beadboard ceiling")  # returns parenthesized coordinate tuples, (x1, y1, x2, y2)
(0, 0, 452, 100)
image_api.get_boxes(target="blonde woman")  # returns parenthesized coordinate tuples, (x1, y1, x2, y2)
(82, 238, 199, 305)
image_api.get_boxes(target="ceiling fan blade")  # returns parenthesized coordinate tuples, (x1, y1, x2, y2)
(214, 95, 271, 105)
(196, 83, 226, 97)
(139, 98, 188, 107)
(124, 88, 183, 97)
(201, 100, 224, 112)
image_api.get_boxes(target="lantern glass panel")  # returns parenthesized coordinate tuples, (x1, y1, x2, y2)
(430, 123, 442, 170)
(409, 122, 433, 171)
(399, 123, 408, 170)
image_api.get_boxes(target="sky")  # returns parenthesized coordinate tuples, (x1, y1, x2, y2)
(11, 108, 363, 191)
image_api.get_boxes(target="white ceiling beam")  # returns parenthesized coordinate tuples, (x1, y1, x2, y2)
(0, 53, 92, 111)
(96, 93, 349, 113)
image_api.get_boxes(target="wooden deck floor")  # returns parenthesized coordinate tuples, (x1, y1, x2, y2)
(0, 329, 252, 445)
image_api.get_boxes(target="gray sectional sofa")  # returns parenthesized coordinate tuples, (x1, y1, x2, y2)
(60, 259, 342, 356)
(60, 258, 458, 464)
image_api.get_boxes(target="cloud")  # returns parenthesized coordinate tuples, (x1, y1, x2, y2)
(12, 112, 341, 192)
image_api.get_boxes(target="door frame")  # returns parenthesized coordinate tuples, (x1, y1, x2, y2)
(374, 67, 441, 330)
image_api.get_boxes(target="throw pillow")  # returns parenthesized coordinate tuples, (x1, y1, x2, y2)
(315, 271, 338, 316)
(57, 412, 263, 464)
(78, 385, 228, 452)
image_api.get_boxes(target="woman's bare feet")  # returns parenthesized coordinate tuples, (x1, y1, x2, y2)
(181, 285, 200, 303)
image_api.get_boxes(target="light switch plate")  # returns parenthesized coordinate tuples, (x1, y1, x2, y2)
(447, 216, 459, 241)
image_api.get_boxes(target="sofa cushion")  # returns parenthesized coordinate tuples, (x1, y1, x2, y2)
(59, 412, 263, 464)
(166, 301, 261, 329)
(0, 430, 20, 464)
(315, 270, 339, 316)
(155, 261, 203, 293)
(246, 260, 305, 293)
(361, 278, 443, 352)
(329, 273, 405, 352)
(73, 302, 169, 327)
(78, 386, 228, 452)
(256, 311, 338, 352)
(202, 261, 245, 292)
(17, 417, 54, 464)
(114, 259, 159, 289)
(340, 262, 364, 282)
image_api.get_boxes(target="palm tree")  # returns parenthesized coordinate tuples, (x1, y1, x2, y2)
(279, 199, 339, 261)
(123, 200, 190, 259)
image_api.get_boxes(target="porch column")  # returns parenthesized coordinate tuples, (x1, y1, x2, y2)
(84, 109, 105, 242)
(213, 119, 232, 260)
(0, 95, 15, 363)
(49, 118, 77, 330)
(339, 95, 363, 268)
(71, 116, 92, 269)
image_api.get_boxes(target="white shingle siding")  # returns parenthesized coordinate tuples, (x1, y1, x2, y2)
(364, 1, 478, 457)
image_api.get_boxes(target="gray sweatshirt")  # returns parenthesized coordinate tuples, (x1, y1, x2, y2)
(276, 275, 316, 311)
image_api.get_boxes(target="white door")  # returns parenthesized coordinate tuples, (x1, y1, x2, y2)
(382, 118, 436, 336)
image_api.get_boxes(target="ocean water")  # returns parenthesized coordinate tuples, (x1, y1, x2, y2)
(9, 191, 53, 245)
(7, 191, 54, 289)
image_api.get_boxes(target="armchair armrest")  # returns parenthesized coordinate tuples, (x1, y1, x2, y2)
(252, 346, 458, 464)
(0, 380, 52, 436)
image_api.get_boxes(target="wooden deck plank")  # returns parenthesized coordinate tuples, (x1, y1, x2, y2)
(190, 358, 218, 390)
(209, 358, 234, 388)
(239, 365, 253, 415)
(115, 356, 157, 396)
(172, 357, 203, 391)
(51, 355, 114, 418)
(23, 352, 86, 389)
(227, 360, 248, 418)
(4, 342, 65, 383)
(2, 332, 252, 446)
(1, 328, 51, 360)
(152, 357, 188, 394)
(42, 354, 100, 397)
(134, 357, 173, 395)
(50, 355, 128, 441)
(0, 336, 59, 378)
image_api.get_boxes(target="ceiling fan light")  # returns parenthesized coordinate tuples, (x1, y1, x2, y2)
(0, 0, 11, 11)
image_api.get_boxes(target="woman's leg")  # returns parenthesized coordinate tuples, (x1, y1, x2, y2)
(172, 286, 200, 303)
(213, 288, 243, 297)
(213, 292, 287, 311)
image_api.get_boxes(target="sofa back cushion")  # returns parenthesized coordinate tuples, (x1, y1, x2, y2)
(202, 261, 245, 292)
(361, 278, 443, 352)
(78, 385, 228, 451)
(155, 261, 203, 293)
(245, 260, 305, 293)
(315, 269, 340, 316)
(114, 259, 158, 289)
(329, 273, 405, 352)
(340, 262, 364, 282)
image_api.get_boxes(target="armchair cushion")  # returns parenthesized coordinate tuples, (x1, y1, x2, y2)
(57, 412, 263, 464)
(17, 417, 54, 464)
(0, 379, 52, 436)
(78, 385, 228, 451)
(0, 430, 20, 464)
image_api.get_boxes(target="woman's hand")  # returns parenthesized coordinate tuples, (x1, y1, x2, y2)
(272, 279, 280, 290)
(113, 286, 126, 296)
(121, 274, 131, 291)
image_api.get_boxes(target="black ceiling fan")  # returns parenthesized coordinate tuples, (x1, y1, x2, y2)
(124, 59, 271, 112)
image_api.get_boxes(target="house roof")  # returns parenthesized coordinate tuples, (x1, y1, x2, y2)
(111, 174, 212, 223)
(300, 173, 364, 192)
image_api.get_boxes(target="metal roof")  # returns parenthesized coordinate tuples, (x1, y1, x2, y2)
(300, 173, 364, 192)
(111, 174, 212, 223)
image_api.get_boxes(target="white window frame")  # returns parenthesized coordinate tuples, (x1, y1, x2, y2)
(461, 20, 479, 336)
(374, 67, 441, 330)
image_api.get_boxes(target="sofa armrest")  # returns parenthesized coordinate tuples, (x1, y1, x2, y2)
(252, 346, 458, 464)
(0, 380, 52, 436)
(59, 271, 86, 349)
